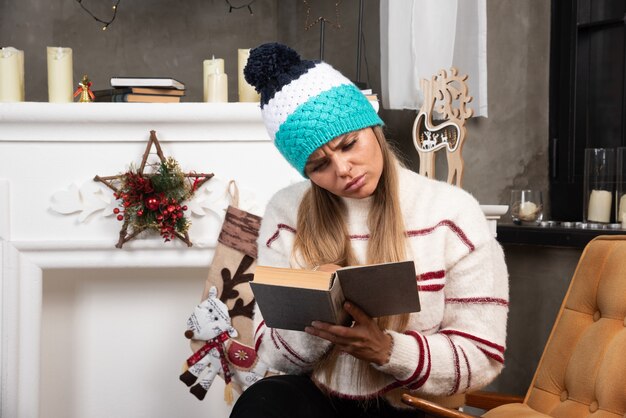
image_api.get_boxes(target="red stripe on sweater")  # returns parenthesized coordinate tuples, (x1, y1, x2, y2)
(444, 334, 461, 395)
(409, 335, 432, 390)
(274, 329, 309, 364)
(445, 297, 509, 307)
(254, 321, 265, 340)
(417, 270, 446, 281)
(406, 220, 475, 252)
(254, 332, 264, 353)
(349, 234, 370, 240)
(440, 329, 505, 353)
(269, 329, 281, 350)
(478, 347, 505, 364)
(397, 331, 425, 386)
(419, 284, 445, 292)
(459, 346, 471, 390)
(267, 221, 474, 252)
(266, 223, 297, 247)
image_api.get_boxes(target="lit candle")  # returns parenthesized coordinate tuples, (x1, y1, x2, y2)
(587, 189, 612, 223)
(238, 48, 260, 102)
(618, 194, 626, 226)
(0, 47, 25, 102)
(203, 57, 224, 102)
(207, 67, 228, 102)
(47, 47, 73, 103)
(518, 201, 538, 222)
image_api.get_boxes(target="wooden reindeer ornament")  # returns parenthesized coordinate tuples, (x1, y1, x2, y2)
(412, 68, 473, 187)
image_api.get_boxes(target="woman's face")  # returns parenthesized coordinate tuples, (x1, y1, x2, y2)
(304, 128, 383, 199)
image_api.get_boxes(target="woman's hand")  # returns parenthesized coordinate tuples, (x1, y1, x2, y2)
(304, 302, 392, 366)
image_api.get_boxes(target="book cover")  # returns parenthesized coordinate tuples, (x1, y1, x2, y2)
(94, 93, 181, 103)
(110, 77, 185, 90)
(251, 261, 420, 331)
(93, 87, 185, 97)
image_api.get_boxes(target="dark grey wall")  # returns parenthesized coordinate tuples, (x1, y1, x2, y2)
(2, 0, 570, 399)
(1, 0, 549, 208)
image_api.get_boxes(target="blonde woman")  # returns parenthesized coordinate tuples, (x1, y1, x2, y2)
(231, 43, 509, 418)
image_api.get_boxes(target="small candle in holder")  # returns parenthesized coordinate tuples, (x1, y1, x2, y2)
(0, 47, 25, 102)
(203, 57, 225, 102)
(47, 46, 73, 103)
(518, 201, 538, 222)
(237, 48, 260, 102)
(207, 67, 228, 102)
(587, 189, 612, 223)
(510, 189, 543, 224)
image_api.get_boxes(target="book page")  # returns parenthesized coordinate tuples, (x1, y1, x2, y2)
(253, 266, 332, 290)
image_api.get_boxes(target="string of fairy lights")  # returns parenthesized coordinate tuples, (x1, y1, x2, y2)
(75, 0, 256, 30)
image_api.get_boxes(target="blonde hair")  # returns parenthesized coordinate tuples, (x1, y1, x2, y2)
(293, 126, 410, 391)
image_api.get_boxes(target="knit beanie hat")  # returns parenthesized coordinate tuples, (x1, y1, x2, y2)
(244, 43, 383, 177)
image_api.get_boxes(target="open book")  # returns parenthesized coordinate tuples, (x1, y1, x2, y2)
(250, 261, 420, 331)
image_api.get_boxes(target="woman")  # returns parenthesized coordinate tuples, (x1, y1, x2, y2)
(231, 43, 508, 417)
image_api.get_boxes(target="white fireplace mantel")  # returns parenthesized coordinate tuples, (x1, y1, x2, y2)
(0, 102, 303, 418)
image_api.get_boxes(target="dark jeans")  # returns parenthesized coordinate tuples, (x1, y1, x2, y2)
(230, 375, 425, 418)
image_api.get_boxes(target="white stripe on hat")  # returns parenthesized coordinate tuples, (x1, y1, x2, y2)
(261, 62, 352, 140)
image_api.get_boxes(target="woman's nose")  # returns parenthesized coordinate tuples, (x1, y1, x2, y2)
(334, 156, 351, 176)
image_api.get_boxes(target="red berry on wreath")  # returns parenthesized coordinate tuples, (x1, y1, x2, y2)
(137, 210, 144, 216)
(113, 208, 120, 214)
(182, 205, 188, 211)
(116, 214, 124, 221)
(145, 196, 159, 211)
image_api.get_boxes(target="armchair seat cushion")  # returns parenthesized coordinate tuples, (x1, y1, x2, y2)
(483, 403, 550, 417)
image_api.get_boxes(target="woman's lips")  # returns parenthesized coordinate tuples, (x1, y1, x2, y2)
(345, 174, 366, 192)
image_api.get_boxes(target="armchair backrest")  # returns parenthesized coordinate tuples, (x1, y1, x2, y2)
(525, 235, 626, 416)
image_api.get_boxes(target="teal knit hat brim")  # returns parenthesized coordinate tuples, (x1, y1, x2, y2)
(275, 83, 383, 177)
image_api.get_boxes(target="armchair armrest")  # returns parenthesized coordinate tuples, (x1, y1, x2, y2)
(401, 394, 475, 418)
(401, 391, 525, 418)
(465, 391, 524, 411)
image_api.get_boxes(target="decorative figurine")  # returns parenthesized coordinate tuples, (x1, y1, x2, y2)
(73, 74, 95, 102)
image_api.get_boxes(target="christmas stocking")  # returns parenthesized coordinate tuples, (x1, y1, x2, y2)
(186, 181, 269, 402)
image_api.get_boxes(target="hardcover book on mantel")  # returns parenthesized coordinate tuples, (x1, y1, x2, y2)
(110, 77, 185, 90)
(250, 261, 420, 331)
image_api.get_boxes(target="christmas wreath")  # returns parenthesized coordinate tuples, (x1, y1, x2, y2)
(95, 131, 213, 248)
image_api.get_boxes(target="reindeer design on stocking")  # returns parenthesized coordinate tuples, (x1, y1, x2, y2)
(412, 68, 473, 187)
(180, 286, 268, 402)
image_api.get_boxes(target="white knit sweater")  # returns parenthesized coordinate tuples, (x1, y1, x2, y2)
(253, 166, 509, 407)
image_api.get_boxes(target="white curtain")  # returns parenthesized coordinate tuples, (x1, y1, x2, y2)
(380, 0, 488, 117)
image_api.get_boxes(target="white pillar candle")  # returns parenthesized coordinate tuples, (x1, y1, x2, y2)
(207, 70, 228, 102)
(237, 49, 260, 102)
(47, 47, 73, 103)
(0, 47, 25, 102)
(203, 57, 224, 102)
(587, 189, 612, 223)
(518, 201, 538, 221)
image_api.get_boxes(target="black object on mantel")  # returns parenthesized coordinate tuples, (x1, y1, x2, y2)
(497, 223, 626, 249)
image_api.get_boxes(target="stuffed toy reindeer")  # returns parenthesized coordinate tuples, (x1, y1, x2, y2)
(180, 286, 268, 402)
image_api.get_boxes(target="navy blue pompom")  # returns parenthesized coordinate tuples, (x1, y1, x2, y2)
(244, 43, 315, 106)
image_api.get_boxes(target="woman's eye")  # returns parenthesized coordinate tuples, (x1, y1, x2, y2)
(310, 160, 328, 172)
(343, 140, 357, 150)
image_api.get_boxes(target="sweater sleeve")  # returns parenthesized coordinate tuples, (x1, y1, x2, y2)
(373, 198, 509, 396)
(253, 188, 332, 374)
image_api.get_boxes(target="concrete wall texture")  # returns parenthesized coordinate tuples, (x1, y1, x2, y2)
(2, 0, 569, 400)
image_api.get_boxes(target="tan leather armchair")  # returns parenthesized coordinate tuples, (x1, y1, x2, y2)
(402, 235, 626, 417)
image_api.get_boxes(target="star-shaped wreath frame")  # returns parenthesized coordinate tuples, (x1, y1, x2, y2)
(94, 130, 214, 248)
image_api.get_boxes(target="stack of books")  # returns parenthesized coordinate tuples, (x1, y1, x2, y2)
(94, 77, 185, 103)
